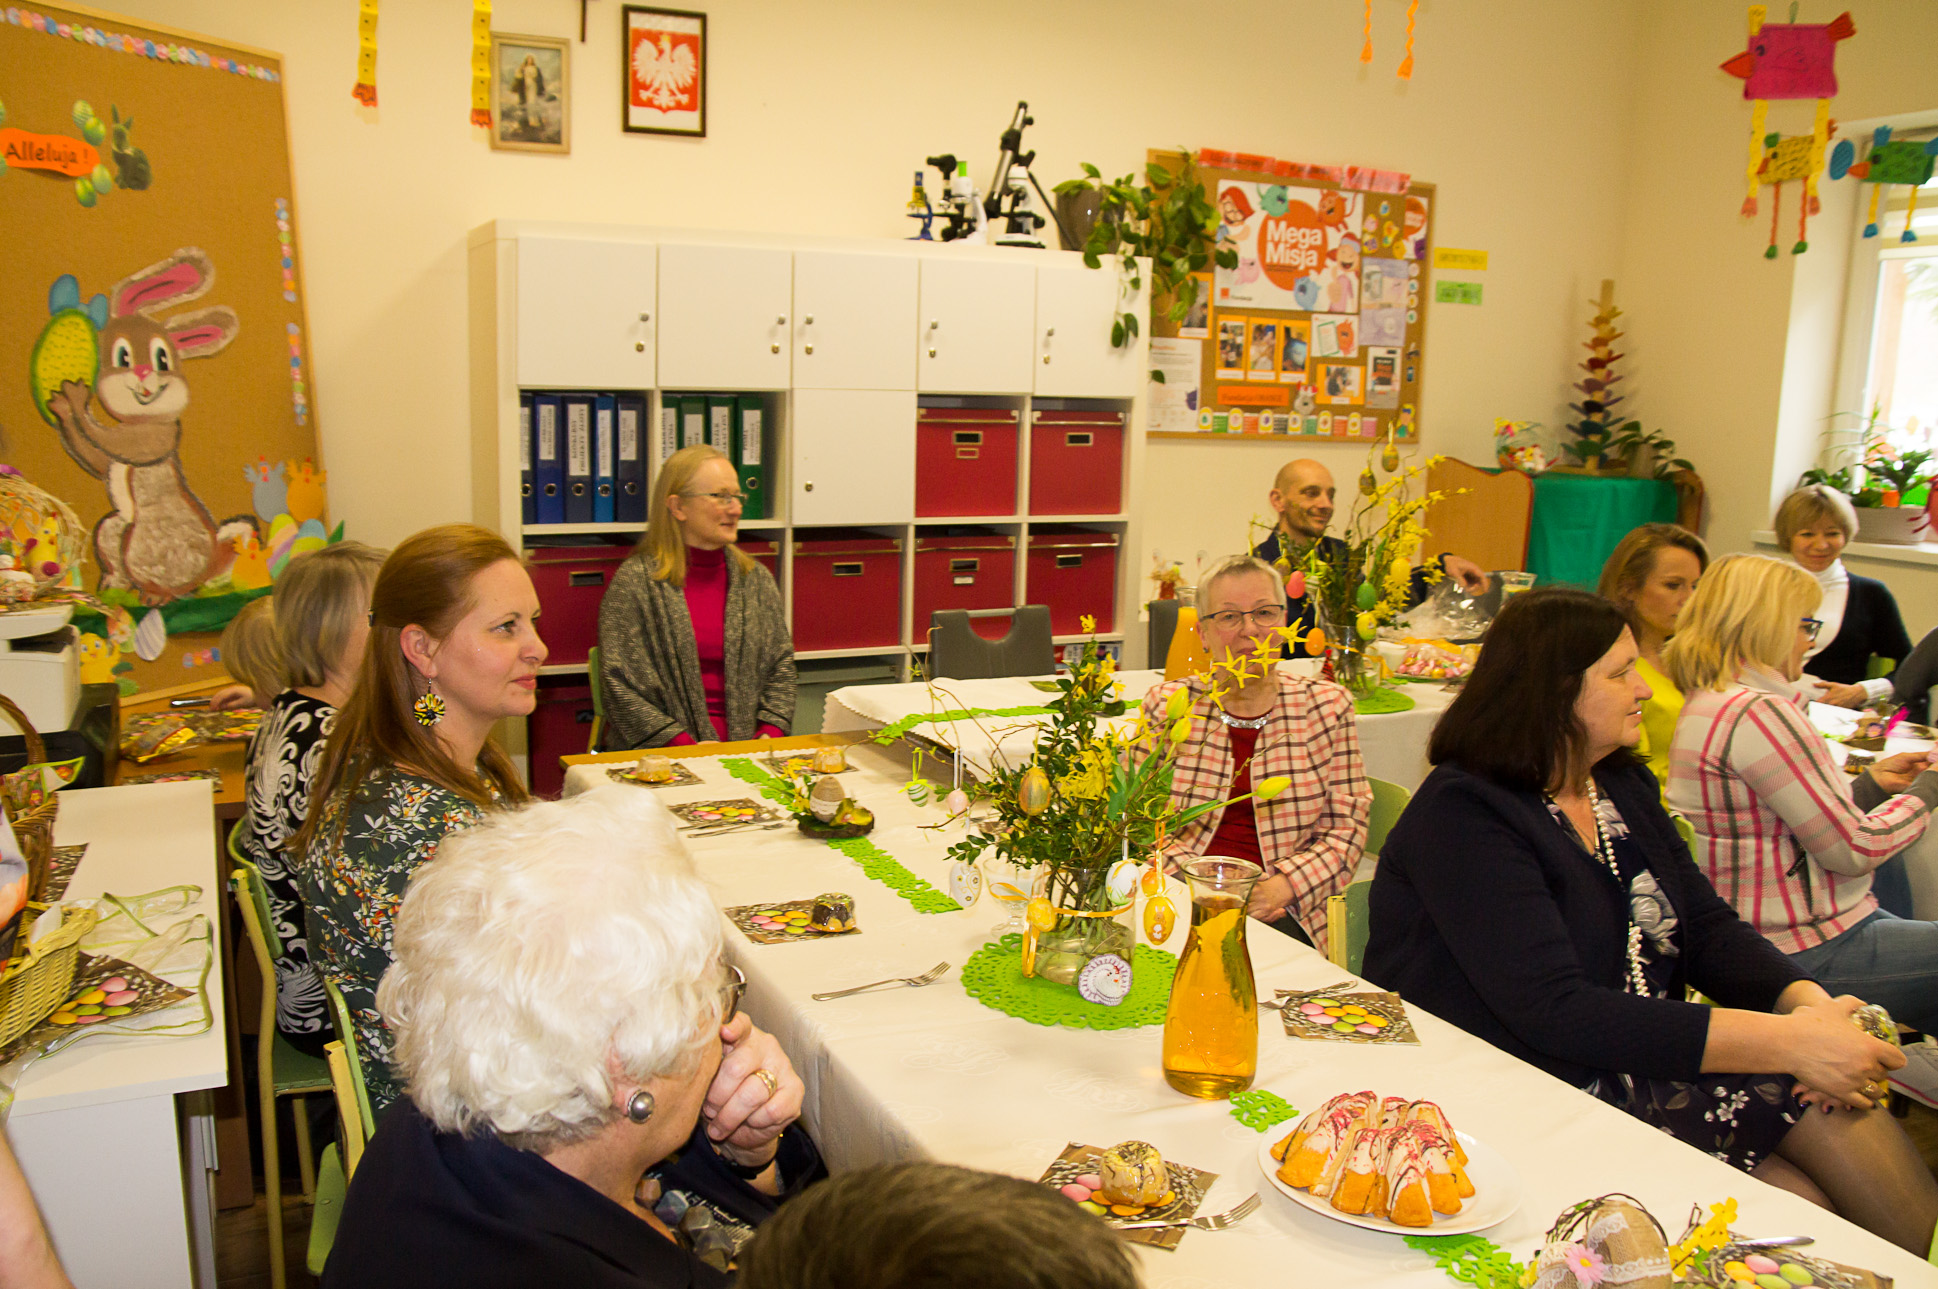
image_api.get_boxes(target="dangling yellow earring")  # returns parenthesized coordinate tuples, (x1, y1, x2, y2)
(413, 686, 445, 727)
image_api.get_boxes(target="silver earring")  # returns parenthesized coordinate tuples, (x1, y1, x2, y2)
(625, 1090, 656, 1123)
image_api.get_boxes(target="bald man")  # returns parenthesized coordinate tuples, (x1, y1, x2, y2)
(1252, 459, 1488, 657)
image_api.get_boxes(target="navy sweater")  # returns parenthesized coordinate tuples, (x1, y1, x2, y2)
(1365, 760, 1805, 1089)
(1810, 573, 1912, 685)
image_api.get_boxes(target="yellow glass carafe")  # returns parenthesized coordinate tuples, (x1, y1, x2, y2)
(1161, 857, 1262, 1099)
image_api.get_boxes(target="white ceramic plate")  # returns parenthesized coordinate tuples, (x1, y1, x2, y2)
(1256, 1124, 1522, 1235)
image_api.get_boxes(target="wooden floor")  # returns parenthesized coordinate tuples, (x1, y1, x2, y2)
(211, 1101, 1938, 1284)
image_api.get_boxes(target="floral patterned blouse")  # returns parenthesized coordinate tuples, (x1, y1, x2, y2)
(239, 691, 336, 1058)
(296, 768, 493, 1114)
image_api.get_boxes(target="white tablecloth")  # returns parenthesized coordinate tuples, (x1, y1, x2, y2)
(563, 748, 1936, 1288)
(821, 671, 1458, 794)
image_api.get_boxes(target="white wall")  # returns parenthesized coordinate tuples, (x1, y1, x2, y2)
(83, 0, 1934, 636)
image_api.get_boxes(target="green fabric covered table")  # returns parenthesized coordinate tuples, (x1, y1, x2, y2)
(1527, 473, 1678, 588)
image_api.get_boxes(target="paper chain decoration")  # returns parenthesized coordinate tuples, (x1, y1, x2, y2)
(1720, 7, 1854, 258)
(1359, 0, 1420, 80)
(352, 0, 377, 105)
(1830, 126, 1938, 243)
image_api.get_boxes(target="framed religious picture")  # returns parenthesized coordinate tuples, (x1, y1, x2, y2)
(489, 32, 570, 154)
(622, 6, 705, 137)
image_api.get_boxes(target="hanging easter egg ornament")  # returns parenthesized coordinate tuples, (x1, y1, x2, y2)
(1305, 628, 1327, 654)
(1359, 468, 1377, 497)
(943, 788, 970, 817)
(1284, 570, 1306, 600)
(1143, 893, 1176, 942)
(1356, 611, 1379, 641)
(1105, 855, 1142, 902)
(1139, 864, 1164, 897)
(1381, 442, 1401, 473)
(1017, 765, 1051, 816)
(1077, 953, 1133, 1007)
(1026, 896, 1057, 932)
(948, 858, 982, 908)
(1355, 580, 1377, 611)
(904, 778, 931, 807)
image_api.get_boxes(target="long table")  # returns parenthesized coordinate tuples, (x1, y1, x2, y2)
(10, 781, 228, 1288)
(562, 738, 1936, 1287)
(820, 670, 1459, 795)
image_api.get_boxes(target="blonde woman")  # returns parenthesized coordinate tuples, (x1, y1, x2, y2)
(1664, 554, 1938, 1033)
(238, 541, 388, 1058)
(1775, 486, 1912, 707)
(597, 446, 793, 749)
(1597, 523, 1707, 787)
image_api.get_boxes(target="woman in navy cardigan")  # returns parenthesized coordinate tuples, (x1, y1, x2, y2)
(1365, 588, 1937, 1254)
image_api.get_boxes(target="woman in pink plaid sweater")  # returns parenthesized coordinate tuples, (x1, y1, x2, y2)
(1141, 555, 1370, 951)
(1665, 554, 1938, 1035)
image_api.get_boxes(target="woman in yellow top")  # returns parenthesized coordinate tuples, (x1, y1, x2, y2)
(1598, 523, 1708, 786)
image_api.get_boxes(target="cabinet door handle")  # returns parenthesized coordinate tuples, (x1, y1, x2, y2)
(638, 312, 652, 323)
(804, 481, 815, 492)
(928, 347, 937, 358)
(776, 315, 788, 325)
(804, 344, 814, 355)
(928, 320, 939, 329)
(804, 315, 814, 325)
(771, 343, 781, 353)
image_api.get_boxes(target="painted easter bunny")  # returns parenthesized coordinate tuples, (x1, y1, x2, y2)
(46, 248, 257, 604)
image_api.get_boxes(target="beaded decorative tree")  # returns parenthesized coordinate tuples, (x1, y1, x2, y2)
(1565, 281, 1625, 468)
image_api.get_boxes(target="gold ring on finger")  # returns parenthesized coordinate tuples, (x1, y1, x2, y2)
(753, 1068, 779, 1096)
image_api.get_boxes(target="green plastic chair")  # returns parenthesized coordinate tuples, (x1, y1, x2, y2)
(229, 837, 332, 1289)
(320, 976, 375, 1144)
(1326, 880, 1372, 976)
(588, 645, 605, 753)
(305, 983, 377, 1277)
(1365, 777, 1411, 858)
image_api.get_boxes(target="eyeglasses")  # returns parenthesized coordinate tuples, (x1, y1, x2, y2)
(1202, 604, 1289, 631)
(719, 962, 746, 1019)
(683, 490, 746, 509)
(1800, 617, 1823, 642)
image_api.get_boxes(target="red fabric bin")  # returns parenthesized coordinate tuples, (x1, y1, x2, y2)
(917, 408, 1019, 518)
(791, 531, 903, 652)
(1028, 410, 1124, 516)
(737, 538, 779, 585)
(913, 534, 1016, 640)
(527, 680, 593, 798)
(527, 544, 634, 667)
(1025, 531, 1119, 634)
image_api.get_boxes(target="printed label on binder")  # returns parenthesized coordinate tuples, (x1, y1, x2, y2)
(567, 401, 591, 477)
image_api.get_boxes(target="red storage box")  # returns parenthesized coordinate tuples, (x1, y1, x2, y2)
(528, 680, 593, 798)
(791, 531, 903, 652)
(737, 538, 780, 583)
(1029, 410, 1124, 516)
(917, 408, 1019, 518)
(1026, 531, 1119, 635)
(527, 544, 634, 667)
(913, 534, 1016, 639)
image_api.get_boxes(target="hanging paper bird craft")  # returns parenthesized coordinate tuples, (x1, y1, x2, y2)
(1720, 7, 1855, 258)
(1830, 127, 1938, 242)
(1750, 128, 1835, 258)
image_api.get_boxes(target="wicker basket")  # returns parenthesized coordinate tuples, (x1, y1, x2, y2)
(0, 693, 59, 902)
(0, 902, 98, 1048)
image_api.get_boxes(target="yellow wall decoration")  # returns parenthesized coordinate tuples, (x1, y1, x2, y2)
(352, 0, 378, 106)
(470, 0, 492, 127)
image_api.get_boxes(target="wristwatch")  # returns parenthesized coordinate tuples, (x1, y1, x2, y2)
(720, 1147, 778, 1180)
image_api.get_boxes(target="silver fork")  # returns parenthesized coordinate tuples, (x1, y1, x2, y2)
(1114, 1193, 1262, 1232)
(811, 962, 950, 1001)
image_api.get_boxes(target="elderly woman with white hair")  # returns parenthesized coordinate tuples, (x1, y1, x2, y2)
(1140, 553, 1371, 950)
(322, 787, 820, 1289)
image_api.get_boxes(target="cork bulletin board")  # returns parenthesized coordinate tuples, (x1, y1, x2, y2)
(1146, 148, 1435, 446)
(0, 3, 328, 692)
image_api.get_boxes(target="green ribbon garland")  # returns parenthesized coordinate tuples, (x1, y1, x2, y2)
(869, 705, 1055, 745)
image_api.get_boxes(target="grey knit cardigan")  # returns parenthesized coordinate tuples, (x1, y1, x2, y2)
(595, 550, 795, 749)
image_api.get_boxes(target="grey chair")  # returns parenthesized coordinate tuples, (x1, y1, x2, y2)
(1147, 599, 1181, 671)
(928, 607, 1055, 680)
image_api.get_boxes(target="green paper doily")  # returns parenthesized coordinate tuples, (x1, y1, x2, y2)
(1352, 684, 1418, 715)
(1404, 1234, 1526, 1289)
(719, 757, 961, 915)
(959, 933, 1176, 1029)
(870, 704, 1054, 745)
(1229, 1089, 1299, 1131)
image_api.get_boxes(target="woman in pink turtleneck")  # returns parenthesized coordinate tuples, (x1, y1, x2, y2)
(597, 447, 795, 748)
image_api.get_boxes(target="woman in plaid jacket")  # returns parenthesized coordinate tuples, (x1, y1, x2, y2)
(1141, 555, 1370, 951)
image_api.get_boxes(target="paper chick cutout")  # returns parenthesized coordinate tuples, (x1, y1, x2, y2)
(1720, 7, 1854, 258)
(1830, 126, 1938, 243)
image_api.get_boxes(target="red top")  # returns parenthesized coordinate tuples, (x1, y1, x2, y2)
(1204, 724, 1262, 866)
(683, 546, 731, 742)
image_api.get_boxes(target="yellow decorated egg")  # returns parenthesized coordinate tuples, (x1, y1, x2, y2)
(29, 310, 98, 426)
(1017, 766, 1051, 816)
(1025, 897, 1057, 932)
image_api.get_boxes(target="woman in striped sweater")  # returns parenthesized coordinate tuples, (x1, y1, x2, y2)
(1664, 554, 1938, 1033)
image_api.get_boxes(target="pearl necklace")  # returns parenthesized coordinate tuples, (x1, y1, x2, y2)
(1555, 783, 1650, 998)
(1213, 707, 1271, 730)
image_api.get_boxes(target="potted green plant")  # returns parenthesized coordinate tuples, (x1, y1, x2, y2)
(1605, 421, 1695, 480)
(1054, 151, 1236, 380)
(1801, 408, 1935, 545)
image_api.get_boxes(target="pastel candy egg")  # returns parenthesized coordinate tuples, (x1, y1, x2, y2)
(74, 1013, 104, 1023)
(1077, 1174, 1103, 1190)
(1723, 1264, 1754, 1284)
(1333, 1021, 1356, 1033)
(1060, 1183, 1092, 1202)
(1079, 1200, 1108, 1215)
(1108, 1204, 1142, 1217)
(1755, 1277, 1791, 1289)
(1745, 1257, 1780, 1275)
(784, 925, 805, 934)
(103, 1006, 132, 1017)
(1309, 997, 1337, 1007)
(1356, 1023, 1380, 1033)
(49, 1013, 76, 1025)
(104, 990, 137, 1006)
(1299, 1002, 1327, 1015)
(1365, 1016, 1388, 1028)
(1778, 1267, 1814, 1286)
(73, 1004, 100, 1016)
(77, 989, 106, 1005)
(101, 977, 127, 992)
